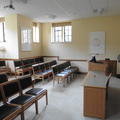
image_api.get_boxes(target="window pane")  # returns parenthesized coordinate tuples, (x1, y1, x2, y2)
(51, 24, 72, 43)
(64, 25, 72, 42)
(33, 26, 39, 43)
(33, 26, 36, 42)
(0, 22, 5, 42)
(21, 29, 32, 44)
(0, 23, 3, 42)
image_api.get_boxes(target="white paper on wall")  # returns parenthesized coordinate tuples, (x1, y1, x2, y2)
(89, 32, 105, 55)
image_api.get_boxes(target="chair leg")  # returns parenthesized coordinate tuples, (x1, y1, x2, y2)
(42, 76, 44, 84)
(53, 77, 55, 87)
(58, 78, 60, 84)
(46, 91, 48, 105)
(35, 101, 38, 114)
(21, 112, 25, 120)
(63, 78, 67, 87)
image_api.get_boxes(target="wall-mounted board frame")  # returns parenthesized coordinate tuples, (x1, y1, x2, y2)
(89, 32, 105, 55)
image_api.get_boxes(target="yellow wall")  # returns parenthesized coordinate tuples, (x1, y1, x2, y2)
(17, 14, 42, 58)
(0, 14, 19, 59)
(0, 14, 42, 59)
(42, 16, 120, 60)
(42, 16, 120, 73)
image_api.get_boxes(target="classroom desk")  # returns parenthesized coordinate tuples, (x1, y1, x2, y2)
(83, 71, 110, 120)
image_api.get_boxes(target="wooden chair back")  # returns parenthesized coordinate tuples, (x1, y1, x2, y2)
(49, 60, 57, 67)
(14, 60, 23, 68)
(2, 80, 20, 100)
(0, 74, 8, 84)
(18, 75, 33, 91)
(0, 61, 6, 67)
(35, 57, 44, 63)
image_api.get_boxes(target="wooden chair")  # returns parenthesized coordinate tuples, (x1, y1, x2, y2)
(49, 60, 57, 67)
(32, 63, 50, 83)
(22, 59, 33, 75)
(14, 60, 23, 76)
(52, 61, 79, 87)
(44, 62, 53, 78)
(2, 80, 38, 120)
(0, 61, 6, 67)
(18, 75, 48, 113)
(0, 61, 11, 75)
(52, 63, 70, 87)
(0, 73, 8, 84)
(64, 61, 79, 78)
(0, 86, 21, 120)
(34, 57, 44, 64)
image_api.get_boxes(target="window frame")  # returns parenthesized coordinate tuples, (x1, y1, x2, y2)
(33, 22, 40, 43)
(21, 27, 32, 51)
(51, 22, 72, 43)
(0, 22, 6, 43)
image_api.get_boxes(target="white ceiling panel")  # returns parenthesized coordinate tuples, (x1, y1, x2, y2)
(0, 0, 120, 22)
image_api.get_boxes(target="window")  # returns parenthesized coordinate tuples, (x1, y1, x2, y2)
(21, 28, 32, 51)
(21, 29, 31, 44)
(51, 22, 72, 43)
(0, 22, 5, 42)
(33, 23, 39, 43)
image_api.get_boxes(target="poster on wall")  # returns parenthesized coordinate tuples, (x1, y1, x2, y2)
(21, 27, 32, 51)
(89, 32, 105, 55)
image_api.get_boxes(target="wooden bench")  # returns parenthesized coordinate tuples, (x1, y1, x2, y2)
(0, 84, 21, 120)
(0, 74, 48, 120)
(0, 73, 8, 84)
(52, 61, 79, 87)
(18, 75, 48, 113)
(0, 60, 11, 75)
(14, 56, 44, 76)
(32, 60, 57, 83)
(1, 80, 37, 120)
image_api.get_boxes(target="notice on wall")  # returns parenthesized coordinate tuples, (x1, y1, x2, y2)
(89, 32, 105, 55)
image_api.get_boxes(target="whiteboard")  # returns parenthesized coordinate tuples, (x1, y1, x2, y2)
(89, 32, 105, 55)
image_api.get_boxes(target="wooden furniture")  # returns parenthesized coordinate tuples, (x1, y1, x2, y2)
(18, 75, 48, 113)
(88, 62, 108, 73)
(14, 56, 44, 76)
(0, 60, 11, 75)
(52, 61, 78, 87)
(88, 60, 117, 76)
(0, 88, 21, 120)
(99, 60, 117, 76)
(2, 80, 37, 120)
(0, 73, 8, 84)
(32, 60, 57, 83)
(83, 71, 111, 120)
(0, 75, 49, 120)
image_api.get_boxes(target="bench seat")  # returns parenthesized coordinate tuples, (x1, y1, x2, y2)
(10, 95, 35, 105)
(0, 104, 21, 120)
(26, 88, 46, 96)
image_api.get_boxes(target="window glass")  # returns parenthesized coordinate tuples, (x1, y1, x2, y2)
(0, 22, 5, 42)
(51, 23, 72, 43)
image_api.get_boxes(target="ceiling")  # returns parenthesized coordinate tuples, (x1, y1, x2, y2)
(0, 0, 120, 23)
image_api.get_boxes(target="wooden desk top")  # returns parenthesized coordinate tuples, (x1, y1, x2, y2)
(84, 71, 109, 88)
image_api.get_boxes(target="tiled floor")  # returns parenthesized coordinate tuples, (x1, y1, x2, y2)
(12, 74, 120, 120)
